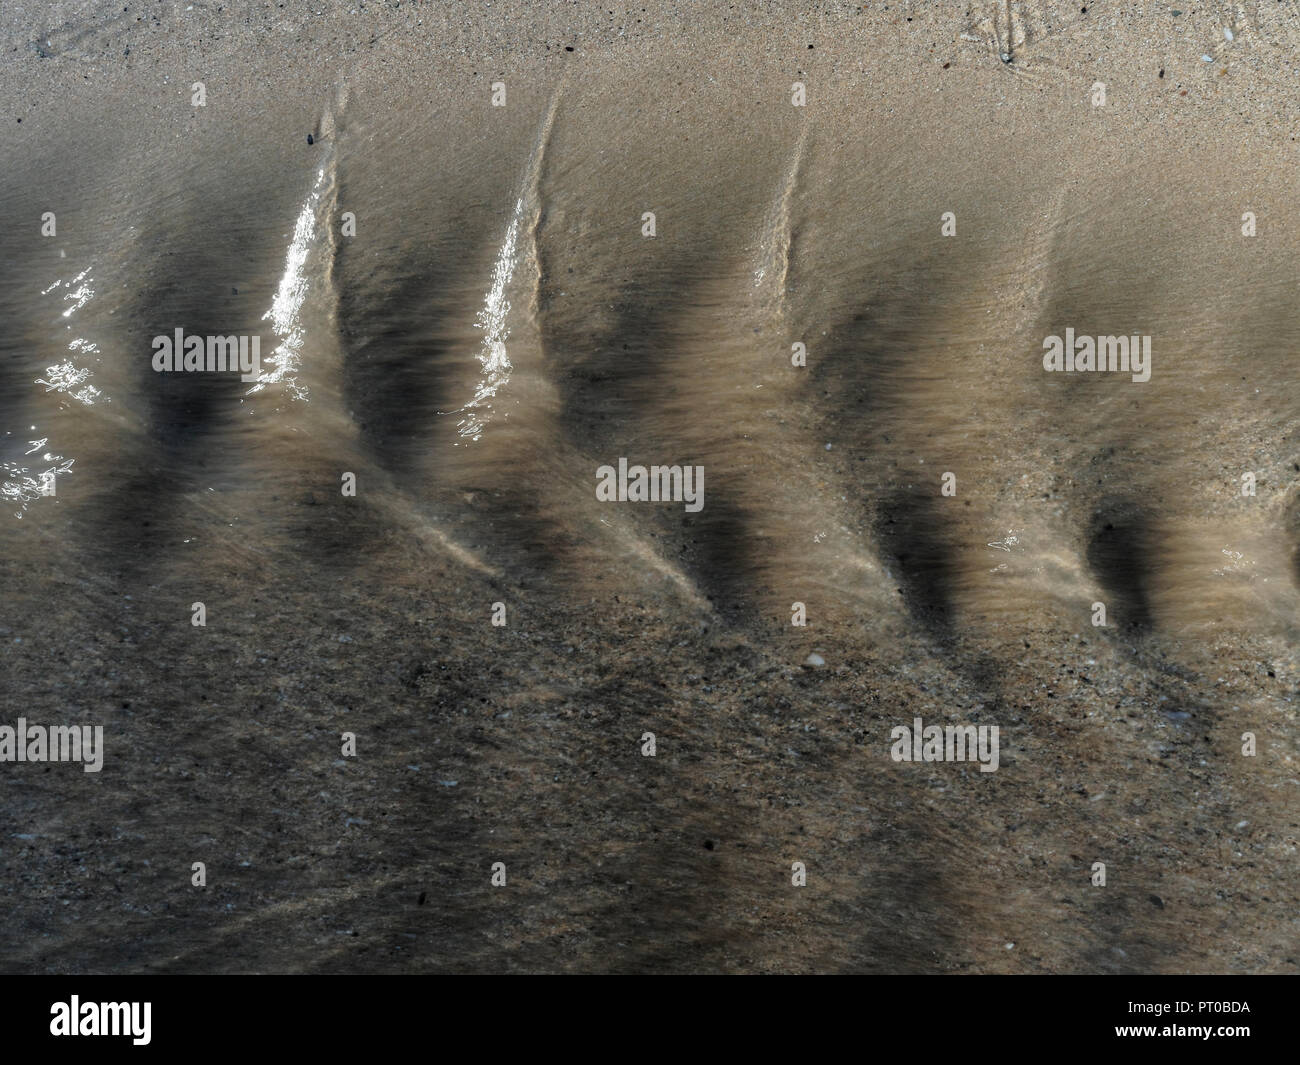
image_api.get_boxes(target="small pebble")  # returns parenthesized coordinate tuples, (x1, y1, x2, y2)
(1224, 28, 1234, 41)
(1201, 55, 1214, 62)
(307, 133, 314, 145)
(804, 653, 826, 668)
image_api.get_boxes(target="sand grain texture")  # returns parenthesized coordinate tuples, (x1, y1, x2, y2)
(0, 1, 1296, 973)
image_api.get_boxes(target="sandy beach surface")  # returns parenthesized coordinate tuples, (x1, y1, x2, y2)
(0, 1, 1296, 972)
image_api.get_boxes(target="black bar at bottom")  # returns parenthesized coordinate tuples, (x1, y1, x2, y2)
(0, 974, 1288, 1053)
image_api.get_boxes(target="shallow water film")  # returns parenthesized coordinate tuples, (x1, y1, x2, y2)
(0, 1, 1297, 977)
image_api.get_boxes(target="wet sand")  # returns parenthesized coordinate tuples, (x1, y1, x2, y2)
(0, 2, 1296, 972)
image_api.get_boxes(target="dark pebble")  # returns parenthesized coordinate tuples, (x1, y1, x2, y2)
(417, 891, 427, 905)
(1149, 895, 1165, 909)
(307, 133, 314, 145)
(703, 840, 714, 850)
(565, 45, 574, 52)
